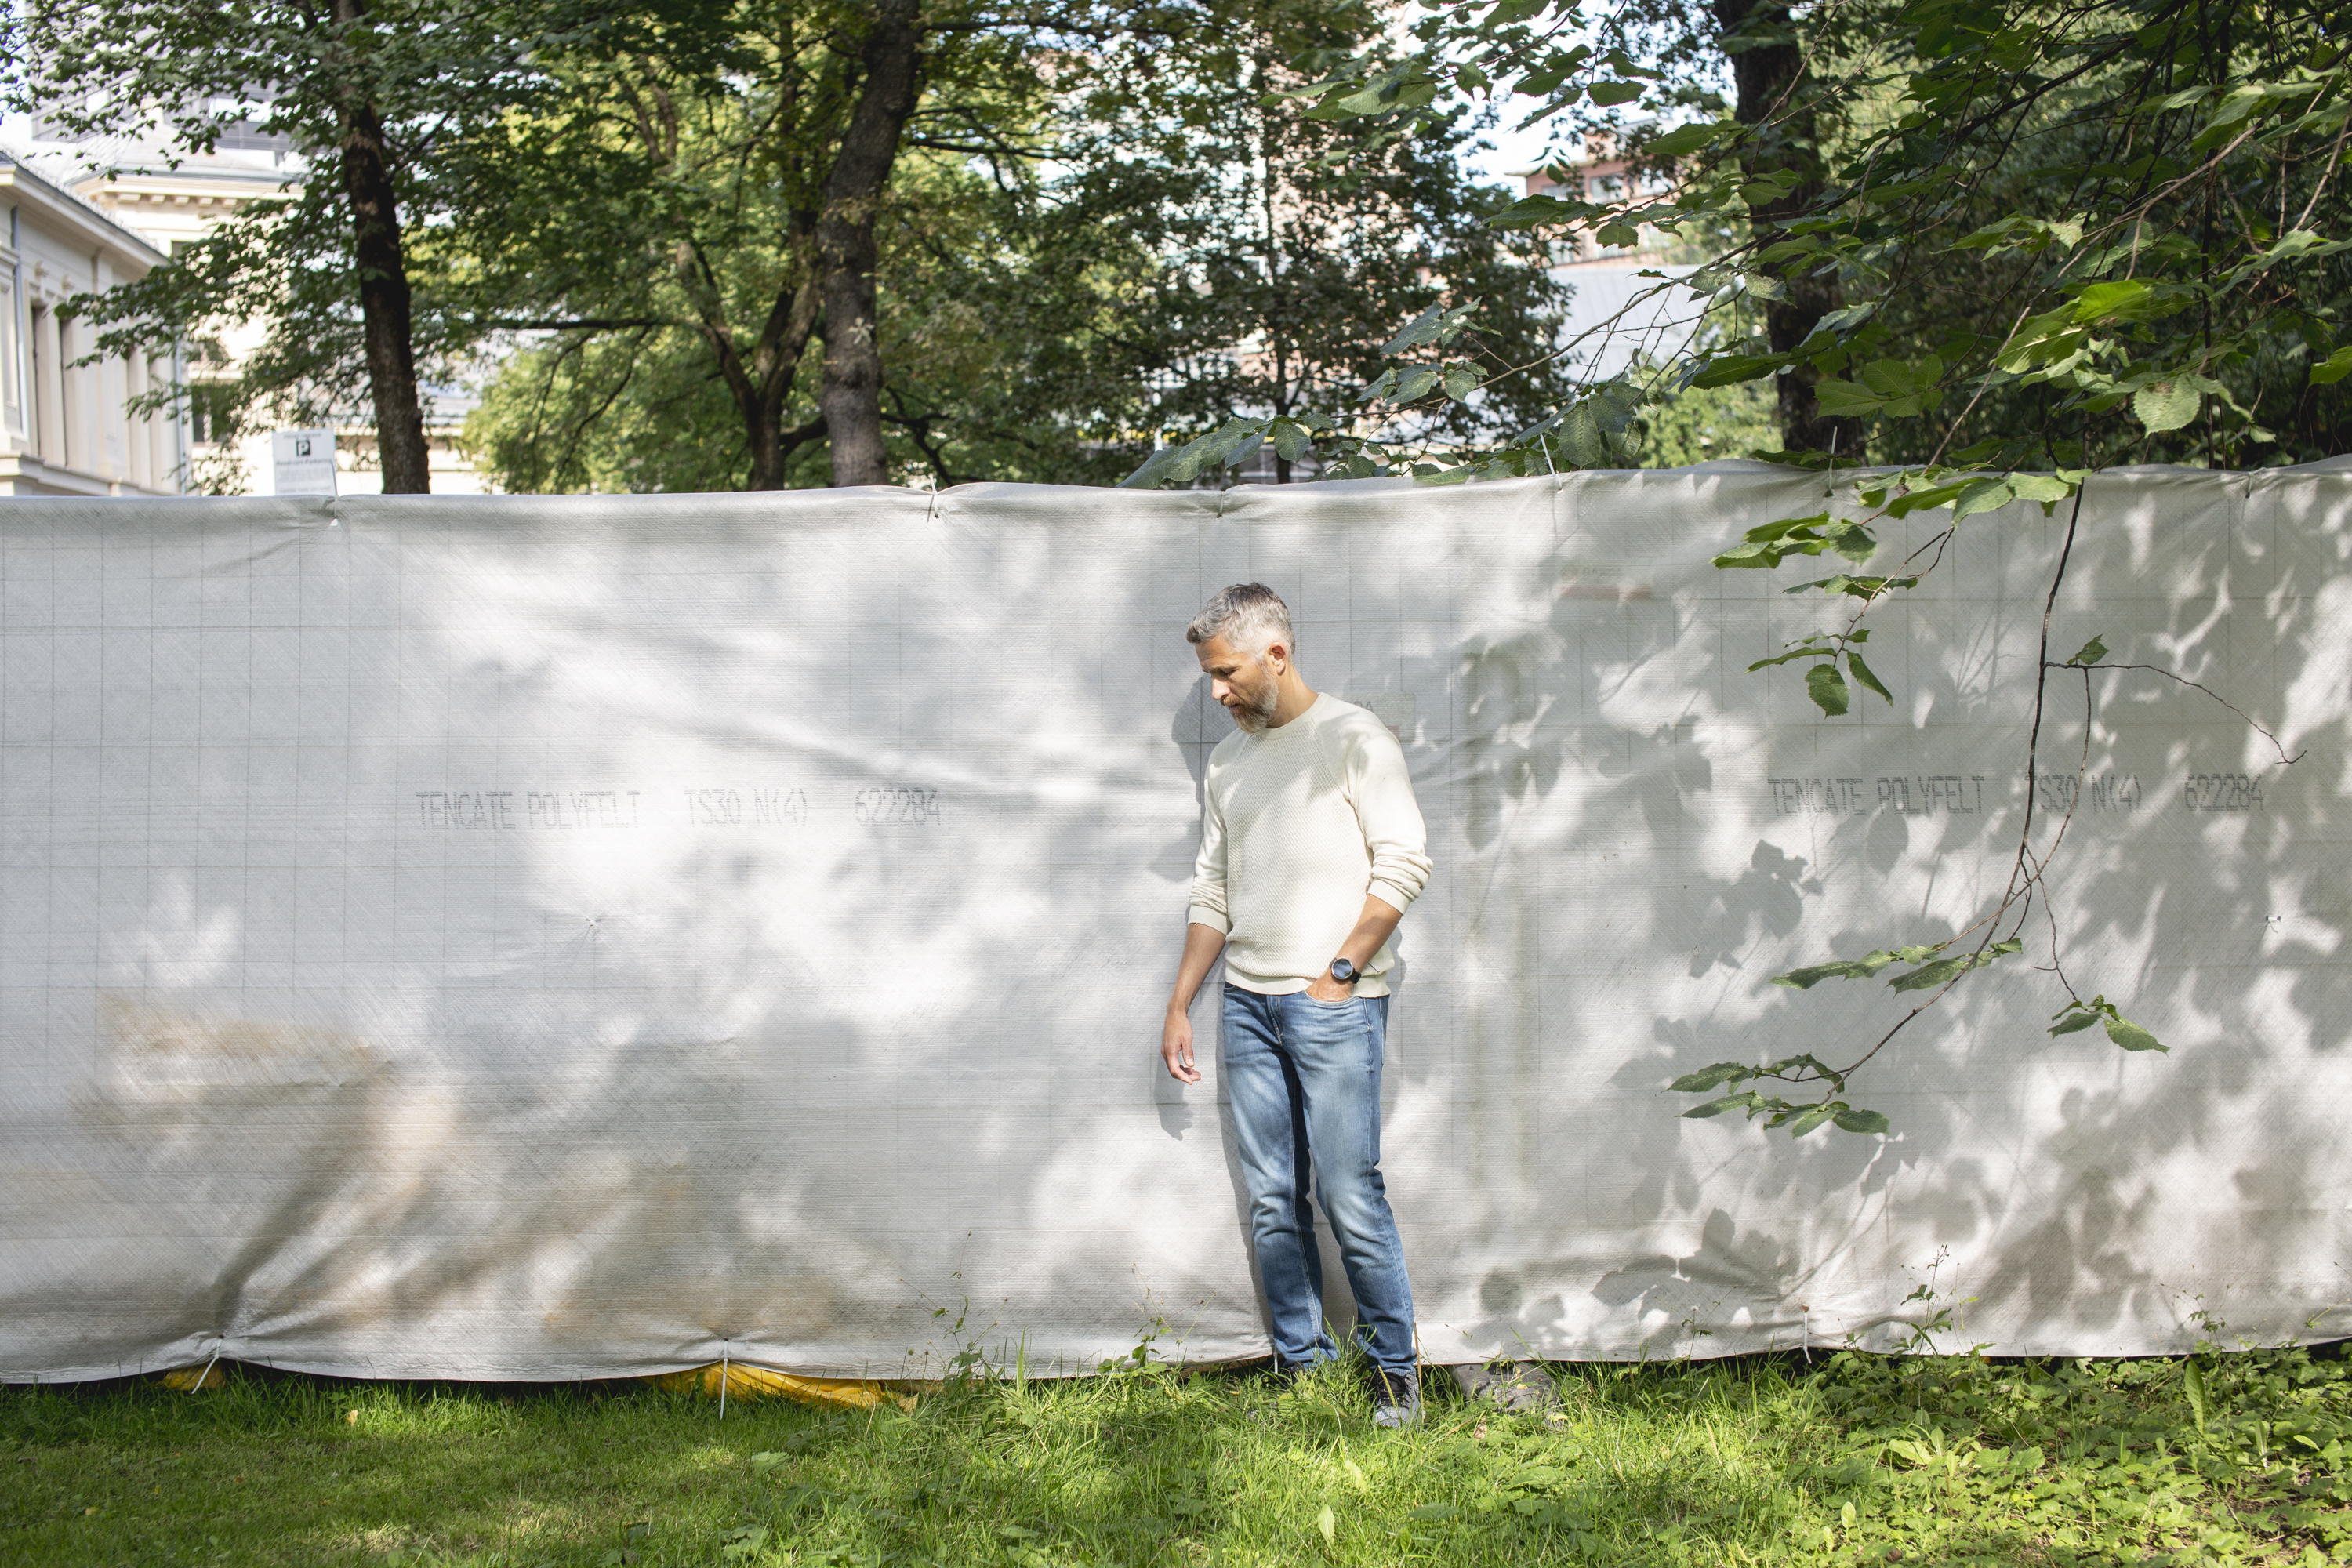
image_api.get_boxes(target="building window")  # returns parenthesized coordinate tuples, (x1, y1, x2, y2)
(187, 381, 240, 446)
(25, 306, 39, 456)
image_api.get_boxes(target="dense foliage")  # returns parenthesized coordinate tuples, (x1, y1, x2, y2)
(459, 0, 1573, 491)
(1142, 0, 2352, 479)
(5, 0, 1573, 492)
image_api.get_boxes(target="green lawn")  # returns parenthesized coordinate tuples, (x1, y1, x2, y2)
(4, 1345, 2349, 1566)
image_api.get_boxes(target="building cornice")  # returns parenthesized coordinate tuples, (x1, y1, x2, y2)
(0, 147, 168, 269)
(78, 167, 303, 205)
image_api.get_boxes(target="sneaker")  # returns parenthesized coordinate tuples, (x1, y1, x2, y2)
(1369, 1366, 1422, 1429)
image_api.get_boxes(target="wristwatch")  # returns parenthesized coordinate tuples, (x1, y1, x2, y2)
(1328, 957, 1358, 985)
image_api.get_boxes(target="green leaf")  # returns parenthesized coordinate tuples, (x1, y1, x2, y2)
(1317, 1504, 1336, 1548)
(2104, 1017, 2167, 1052)
(1489, 194, 1600, 230)
(1669, 1064, 1752, 1093)
(1888, 956, 1971, 993)
(1832, 1108, 1893, 1134)
(1647, 122, 1726, 157)
(1686, 354, 1784, 389)
(1773, 960, 1875, 989)
(1271, 420, 1312, 463)
(1305, 68, 1438, 121)
(1787, 1105, 1836, 1137)
(1822, 521, 1877, 563)
(2048, 1011, 2103, 1036)
(1441, 361, 1480, 402)
(1951, 477, 2016, 521)
(1743, 512, 1828, 543)
(749, 1451, 788, 1471)
(1886, 938, 2021, 993)
(1682, 1094, 1754, 1119)
(2072, 279, 2158, 322)
(1748, 644, 1833, 670)
(1712, 541, 1784, 568)
(1379, 301, 1477, 356)
(1846, 649, 1893, 702)
(1376, 306, 1435, 358)
(2311, 346, 2352, 385)
(2068, 635, 2107, 666)
(1806, 662, 1850, 716)
(1813, 301, 1880, 333)
(2133, 382, 2201, 433)
(1561, 402, 1605, 467)
(2008, 474, 2074, 503)
(1120, 444, 1185, 489)
(2185, 1360, 2209, 1431)
(1884, 480, 1969, 517)
(1812, 378, 1886, 416)
(1588, 80, 1646, 107)
(1788, 573, 1918, 600)
(1392, 365, 1441, 403)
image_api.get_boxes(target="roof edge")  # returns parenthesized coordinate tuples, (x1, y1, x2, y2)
(0, 143, 171, 265)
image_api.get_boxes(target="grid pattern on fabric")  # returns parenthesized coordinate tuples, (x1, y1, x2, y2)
(0, 467, 2347, 1382)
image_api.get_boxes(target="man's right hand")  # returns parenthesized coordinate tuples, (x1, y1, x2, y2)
(1162, 921, 1225, 1085)
(1162, 1007, 1200, 1083)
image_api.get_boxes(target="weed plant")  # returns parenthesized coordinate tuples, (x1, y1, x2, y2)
(2, 1344, 2349, 1566)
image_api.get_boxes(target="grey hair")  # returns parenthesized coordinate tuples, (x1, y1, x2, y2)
(1186, 583, 1294, 654)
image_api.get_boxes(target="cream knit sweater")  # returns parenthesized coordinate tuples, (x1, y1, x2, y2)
(1187, 693, 1434, 996)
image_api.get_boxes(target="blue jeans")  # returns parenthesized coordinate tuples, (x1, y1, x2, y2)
(1220, 985, 1416, 1378)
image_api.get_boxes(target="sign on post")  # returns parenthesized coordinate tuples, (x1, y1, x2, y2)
(270, 429, 338, 496)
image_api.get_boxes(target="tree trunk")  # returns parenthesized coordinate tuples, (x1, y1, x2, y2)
(816, 0, 924, 487)
(334, 88, 431, 492)
(673, 230, 828, 490)
(1712, 0, 1862, 459)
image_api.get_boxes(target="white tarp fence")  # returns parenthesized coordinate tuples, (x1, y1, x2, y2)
(3, 463, 2350, 1385)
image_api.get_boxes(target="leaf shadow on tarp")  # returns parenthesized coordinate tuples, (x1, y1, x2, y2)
(2, 492, 1272, 1380)
(1409, 466, 2352, 1362)
(1351, 466, 2352, 1363)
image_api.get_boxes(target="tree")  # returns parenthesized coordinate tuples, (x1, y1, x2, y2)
(2, 0, 568, 492)
(813, 0, 923, 485)
(447, 0, 1131, 491)
(449, 0, 1258, 489)
(466, 0, 1577, 492)
(1136, 0, 2350, 1131)
(1093, 14, 1577, 488)
(463, 141, 1181, 491)
(1710, 0, 1863, 457)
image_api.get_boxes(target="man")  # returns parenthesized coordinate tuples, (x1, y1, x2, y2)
(1160, 583, 1434, 1428)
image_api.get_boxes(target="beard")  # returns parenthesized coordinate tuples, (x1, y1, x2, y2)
(1226, 670, 1281, 733)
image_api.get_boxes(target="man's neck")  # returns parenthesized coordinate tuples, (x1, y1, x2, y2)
(1265, 673, 1318, 730)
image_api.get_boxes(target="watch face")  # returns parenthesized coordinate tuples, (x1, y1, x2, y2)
(1331, 959, 1356, 982)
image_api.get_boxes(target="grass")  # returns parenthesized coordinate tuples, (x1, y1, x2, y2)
(3, 1343, 2350, 1566)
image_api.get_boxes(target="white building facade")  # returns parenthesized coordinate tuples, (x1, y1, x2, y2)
(3, 110, 487, 496)
(0, 151, 184, 496)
